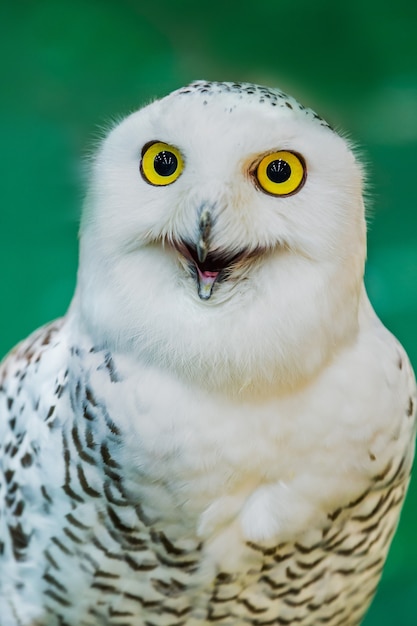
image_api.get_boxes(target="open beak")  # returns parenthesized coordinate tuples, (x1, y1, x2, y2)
(175, 208, 250, 300)
(194, 208, 219, 299)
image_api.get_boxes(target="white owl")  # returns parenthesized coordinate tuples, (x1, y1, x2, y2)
(0, 80, 415, 626)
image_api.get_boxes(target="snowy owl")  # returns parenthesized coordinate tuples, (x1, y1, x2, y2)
(0, 80, 415, 626)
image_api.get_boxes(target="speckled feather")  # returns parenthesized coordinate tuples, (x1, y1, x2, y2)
(175, 81, 332, 128)
(0, 81, 416, 625)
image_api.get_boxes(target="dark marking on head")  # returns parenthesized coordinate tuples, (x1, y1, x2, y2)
(174, 80, 332, 129)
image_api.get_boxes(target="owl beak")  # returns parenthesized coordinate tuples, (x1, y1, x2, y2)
(194, 208, 218, 299)
(176, 239, 249, 300)
(196, 206, 212, 264)
(175, 207, 248, 300)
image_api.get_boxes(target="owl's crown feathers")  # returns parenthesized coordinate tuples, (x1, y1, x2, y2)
(174, 80, 332, 130)
(75, 80, 366, 393)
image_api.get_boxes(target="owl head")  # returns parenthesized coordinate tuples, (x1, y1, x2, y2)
(75, 81, 366, 393)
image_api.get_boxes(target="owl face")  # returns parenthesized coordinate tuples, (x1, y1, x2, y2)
(77, 82, 367, 391)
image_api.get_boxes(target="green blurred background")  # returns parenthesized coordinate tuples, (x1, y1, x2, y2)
(0, 0, 416, 623)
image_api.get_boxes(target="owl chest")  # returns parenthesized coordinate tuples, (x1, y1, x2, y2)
(119, 375, 375, 532)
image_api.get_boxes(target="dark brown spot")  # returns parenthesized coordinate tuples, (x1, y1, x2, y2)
(151, 577, 186, 597)
(77, 465, 101, 498)
(246, 541, 277, 556)
(51, 537, 73, 556)
(44, 588, 71, 607)
(109, 608, 135, 618)
(106, 505, 135, 534)
(294, 541, 322, 554)
(71, 426, 95, 464)
(95, 569, 119, 579)
(46, 405, 55, 419)
(91, 582, 119, 593)
(103, 480, 128, 507)
(259, 575, 286, 590)
(327, 507, 342, 521)
(100, 442, 120, 468)
(41, 485, 53, 504)
(124, 554, 158, 572)
(156, 551, 199, 572)
(62, 436, 84, 504)
(284, 594, 315, 607)
(21, 452, 33, 468)
(207, 606, 230, 622)
(285, 566, 302, 580)
(44, 549, 60, 570)
(63, 526, 83, 544)
(105, 414, 121, 436)
(123, 591, 160, 609)
(85, 387, 97, 406)
(55, 384, 64, 398)
(296, 555, 325, 570)
(43, 572, 67, 592)
(238, 598, 267, 614)
(9, 522, 31, 560)
(274, 550, 295, 563)
(5, 469, 14, 484)
(215, 572, 236, 584)
(66, 512, 90, 530)
(100, 352, 121, 383)
(352, 492, 388, 523)
(13, 500, 25, 516)
(83, 405, 95, 421)
(151, 529, 189, 556)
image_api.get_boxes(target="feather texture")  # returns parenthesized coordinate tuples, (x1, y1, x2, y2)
(0, 81, 415, 625)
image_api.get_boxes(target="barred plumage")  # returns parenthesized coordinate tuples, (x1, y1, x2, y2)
(0, 318, 414, 625)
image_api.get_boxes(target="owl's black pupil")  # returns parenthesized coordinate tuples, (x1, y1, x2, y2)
(266, 159, 291, 183)
(154, 151, 178, 176)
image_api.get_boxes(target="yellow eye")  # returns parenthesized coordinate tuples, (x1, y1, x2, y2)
(140, 141, 184, 186)
(255, 150, 306, 196)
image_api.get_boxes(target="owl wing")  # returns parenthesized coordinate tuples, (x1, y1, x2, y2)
(0, 321, 74, 619)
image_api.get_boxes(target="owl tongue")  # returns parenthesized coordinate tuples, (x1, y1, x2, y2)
(196, 266, 220, 300)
